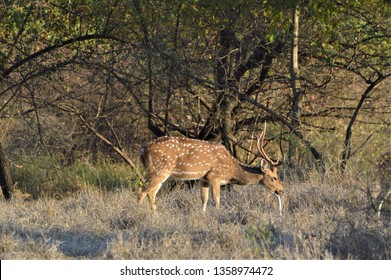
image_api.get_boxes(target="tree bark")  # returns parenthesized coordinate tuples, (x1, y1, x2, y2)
(198, 28, 236, 144)
(289, 2, 304, 164)
(0, 142, 12, 200)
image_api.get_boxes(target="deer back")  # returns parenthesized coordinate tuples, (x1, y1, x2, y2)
(141, 136, 237, 180)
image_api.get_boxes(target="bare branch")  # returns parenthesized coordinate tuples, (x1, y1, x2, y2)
(1, 34, 122, 80)
(59, 105, 145, 184)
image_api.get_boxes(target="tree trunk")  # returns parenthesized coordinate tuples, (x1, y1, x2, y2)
(341, 78, 383, 171)
(289, 3, 303, 165)
(0, 142, 12, 200)
(221, 92, 238, 156)
(199, 28, 236, 145)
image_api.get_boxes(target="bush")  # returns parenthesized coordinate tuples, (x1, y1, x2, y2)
(11, 155, 137, 199)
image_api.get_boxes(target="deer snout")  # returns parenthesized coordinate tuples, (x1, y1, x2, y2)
(275, 189, 284, 196)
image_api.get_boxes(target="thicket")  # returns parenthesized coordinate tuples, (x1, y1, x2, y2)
(0, 1, 390, 260)
(0, 0, 389, 207)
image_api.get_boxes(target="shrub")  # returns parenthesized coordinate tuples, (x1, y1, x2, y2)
(11, 155, 136, 198)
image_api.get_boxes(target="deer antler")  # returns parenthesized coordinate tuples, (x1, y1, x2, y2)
(257, 122, 280, 166)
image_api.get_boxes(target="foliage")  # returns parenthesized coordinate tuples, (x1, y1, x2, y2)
(11, 156, 138, 198)
(0, 0, 390, 193)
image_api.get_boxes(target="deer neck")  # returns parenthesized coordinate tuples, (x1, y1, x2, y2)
(232, 162, 263, 185)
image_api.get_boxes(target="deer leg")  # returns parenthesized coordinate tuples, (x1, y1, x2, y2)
(138, 174, 169, 211)
(200, 181, 209, 212)
(210, 180, 221, 210)
(138, 185, 149, 205)
(147, 186, 161, 211)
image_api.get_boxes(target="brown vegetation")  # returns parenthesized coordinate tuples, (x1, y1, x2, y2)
(0, 169, 389, 260)
(0, 0, 390, 260)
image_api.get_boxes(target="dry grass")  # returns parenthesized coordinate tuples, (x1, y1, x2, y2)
(0, 171, 390, 260)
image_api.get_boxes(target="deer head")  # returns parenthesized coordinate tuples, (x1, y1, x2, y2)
(257, 122, 284, 197)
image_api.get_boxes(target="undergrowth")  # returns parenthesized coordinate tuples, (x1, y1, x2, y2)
(10, 155, 141, 199)
(0, 158, 390, 260)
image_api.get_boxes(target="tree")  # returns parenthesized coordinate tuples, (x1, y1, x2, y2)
(314, 1, 391, 170)
(0, 142, 12, 200)
(0, 0, 390, 193)
(288, 1, 303, 164)
(0, 0, 138, 188)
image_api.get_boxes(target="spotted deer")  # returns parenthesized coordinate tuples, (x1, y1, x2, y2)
(138, 123, 284, 213)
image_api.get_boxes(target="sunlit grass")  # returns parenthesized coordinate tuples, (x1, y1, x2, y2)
(1, 161, 389, 260)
